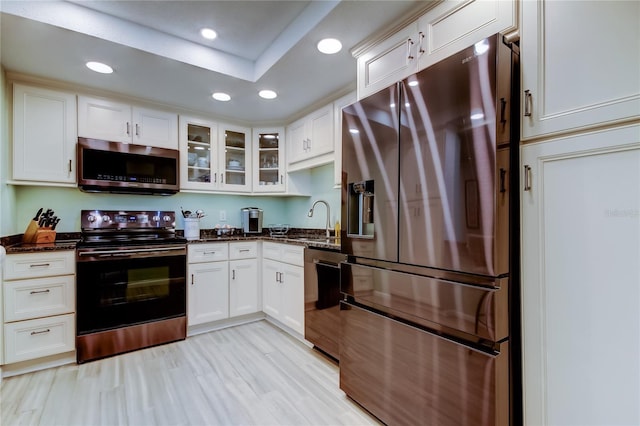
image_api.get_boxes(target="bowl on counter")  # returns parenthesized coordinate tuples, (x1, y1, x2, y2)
(269, 224, 290, 237)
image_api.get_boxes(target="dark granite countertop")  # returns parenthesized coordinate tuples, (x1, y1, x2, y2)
(1, 229, 341, 254)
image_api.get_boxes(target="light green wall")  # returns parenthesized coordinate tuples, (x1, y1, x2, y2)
(285, 163, 341, 230)
(10, 165, 340, 235)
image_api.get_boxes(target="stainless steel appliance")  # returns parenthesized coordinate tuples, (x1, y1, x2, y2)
(304, 247, 347, 360)
(75, 210, 187, 363)
(241, 207, 263, 234)
(77, 138, 180, 195)
(340, 34, 521, 425)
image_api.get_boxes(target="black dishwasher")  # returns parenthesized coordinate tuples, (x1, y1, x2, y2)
(304, 248, 347, 361)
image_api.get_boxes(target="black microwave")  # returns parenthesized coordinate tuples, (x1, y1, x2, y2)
(77, 138, 180, 195)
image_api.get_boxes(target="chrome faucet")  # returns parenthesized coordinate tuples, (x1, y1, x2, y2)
(308, 200, 331, 239)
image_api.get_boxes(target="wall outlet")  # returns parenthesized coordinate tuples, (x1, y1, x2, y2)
(219, 210, 227, 221)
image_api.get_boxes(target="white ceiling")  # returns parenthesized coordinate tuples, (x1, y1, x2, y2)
(1, 0, 430, 124)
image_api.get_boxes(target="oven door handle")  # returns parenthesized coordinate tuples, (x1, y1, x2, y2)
(78, 246, 185, 258)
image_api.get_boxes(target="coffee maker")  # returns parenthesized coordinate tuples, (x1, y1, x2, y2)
(241, 207, 263, 234)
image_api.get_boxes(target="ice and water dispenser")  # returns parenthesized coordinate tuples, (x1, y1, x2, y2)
(347, 180, 375, 238)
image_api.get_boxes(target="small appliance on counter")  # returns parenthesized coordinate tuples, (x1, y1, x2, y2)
(23, 207, 60, 243)
(241, 207, 263, 234)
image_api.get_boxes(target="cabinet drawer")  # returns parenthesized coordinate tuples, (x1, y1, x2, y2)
(263, 242, 304, 266)
(4, 313, 75, 364)
(188, 243, 229, 263)
(229, 241, 258, 260)
(4, 251, 75, 280)
(4, 275, 75, 322)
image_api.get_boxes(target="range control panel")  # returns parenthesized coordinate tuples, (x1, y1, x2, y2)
(81, 210, 176, 230)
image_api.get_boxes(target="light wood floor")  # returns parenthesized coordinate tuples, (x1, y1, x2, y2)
(0, 320, 381, 426)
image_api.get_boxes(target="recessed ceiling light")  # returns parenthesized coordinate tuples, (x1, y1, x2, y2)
(212, 92, 231, 102)
(86, 61, 113, 74)
(259, 90, 277, 99)
(349, 128, 359, 134)
(201, 28, 217, 40)
(408, 80, 419, 87)
(317, 38, 342, 54)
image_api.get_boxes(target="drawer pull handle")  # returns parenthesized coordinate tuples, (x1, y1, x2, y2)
(30, 289, 51, 295)
(239, 249, 250, 253)
(31, 329, 51, 336)
(524, 90, 532, 117)
(29, 263, 51, 268)
(204, 251, 217, 255)
(232, 270, 236, 280)
(524, 165, 532, 191)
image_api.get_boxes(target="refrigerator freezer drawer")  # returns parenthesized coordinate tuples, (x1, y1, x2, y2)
(341, 262, 508, 342)
(340, 301, 509, 426)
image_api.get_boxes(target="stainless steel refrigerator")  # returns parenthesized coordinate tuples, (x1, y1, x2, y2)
(340, 34, 521, 426)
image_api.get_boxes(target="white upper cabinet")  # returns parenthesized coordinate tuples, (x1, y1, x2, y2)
(416, 0, 517, 70)
(356, 0, 517, 99)
(356, 21, 421, 99)
(287, 103, 334, 169)
(78, 95, 178, 149)
(179, 117, 252, 193)
(12, 84, 77, 185)
(218, 123, 252, 192)
(179, 115, 218, 191)
(253, 127, 286, 193)
(521, 0, 640, 140)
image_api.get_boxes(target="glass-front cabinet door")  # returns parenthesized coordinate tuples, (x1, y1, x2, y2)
(218, 124, 251, 192)
(179, 116, 217, 190)
(253, 127, 285, 193)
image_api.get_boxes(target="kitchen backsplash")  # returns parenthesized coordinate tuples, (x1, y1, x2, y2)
(6, 163, 340, 235)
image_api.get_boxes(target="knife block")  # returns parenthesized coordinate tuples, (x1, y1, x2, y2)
(34, 229, 56, 244)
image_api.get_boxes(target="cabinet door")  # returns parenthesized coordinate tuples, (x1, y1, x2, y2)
(521, 125, 640, 426)
(187, 261, 229, 326)
(229, 259, 259, 317)
(179, 116, 218, 190)
(416, 0, 517, 71)
(132, 107, 178, 149)
(13, 84, 77, 184)
(307, 104, 334, 158)
(280, 264, 304, 335)
(521, 0, 640, 140)
(218, 124, 252, 192)
(254, 127, 285, 192)
(77, 96, 131, 143)
(286, 118, 307, 164)
(356, 21, 419, 99)
(262, 259, 282, 319)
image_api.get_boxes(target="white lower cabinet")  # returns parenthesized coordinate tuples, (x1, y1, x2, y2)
(2, 251, 76, 364)
(521, 124, 640, 425)
(229, 241, 259, 317)
(261, 243, 304, 335)
(187, 242, 259, 328)
(188, 260, 229, 326)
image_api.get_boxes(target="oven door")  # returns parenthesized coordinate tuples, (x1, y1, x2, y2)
(76, 245, 186, 335)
